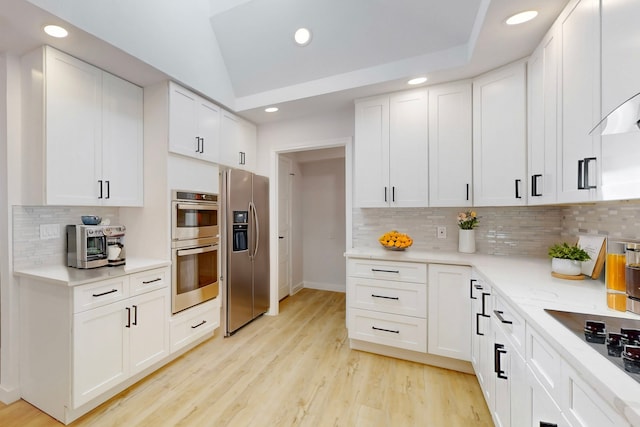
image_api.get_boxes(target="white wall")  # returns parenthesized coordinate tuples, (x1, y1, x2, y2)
(300, 158, 346, 292)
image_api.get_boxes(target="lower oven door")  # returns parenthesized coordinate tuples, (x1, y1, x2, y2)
(172, 243, 219, 314)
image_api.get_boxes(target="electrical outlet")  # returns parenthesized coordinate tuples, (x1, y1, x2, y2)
(40, 224, 60, 240)
(437, 226, 447, 239)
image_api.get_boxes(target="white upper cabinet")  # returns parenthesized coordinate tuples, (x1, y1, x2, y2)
(169, 82, 220, 163)
(22, 46, 143, 206)
(473, 61, 527, 206)
(219, 109, 257, 171)
(557, 0, 601, 203)
(354, 89, 428, 208)
(428, 81, 472, 207)
(528, 27, 559, 205)
(599, 0, 640, 200)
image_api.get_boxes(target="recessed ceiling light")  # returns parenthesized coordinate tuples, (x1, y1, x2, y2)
(265, 107, 279, 113)
(408, 77, 427, 85)
(43, 24, 68, 38)
(294, 28, 312, 46)
(505, 10, 538, 25)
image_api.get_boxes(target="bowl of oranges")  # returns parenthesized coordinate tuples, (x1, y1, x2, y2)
(378, 230, 413, 251)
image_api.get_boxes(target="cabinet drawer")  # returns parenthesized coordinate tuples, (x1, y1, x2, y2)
(493, 293, 525, 357)
(348, 277, 426, 318)
(526, 325, 562, 402)
(170, 298, 219, 353)
(130, 267, 169, 296)
(348, 308, 427, 353)
(347, 259, 427, 283)
(73, 277, 129, 313)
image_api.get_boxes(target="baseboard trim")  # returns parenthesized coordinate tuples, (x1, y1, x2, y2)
(303, 281, 345, 293)
(0, 384, 21, 405)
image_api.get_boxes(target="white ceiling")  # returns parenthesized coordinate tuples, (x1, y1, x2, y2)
(0, 0, 569, 125)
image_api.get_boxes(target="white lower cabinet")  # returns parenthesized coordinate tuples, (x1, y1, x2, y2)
(170, 297, 220, 353)
(527, 367, 572, 427)
(427, 264, 471, 360)
(493, 322, 528, 427)
(20, 267, 171, 424)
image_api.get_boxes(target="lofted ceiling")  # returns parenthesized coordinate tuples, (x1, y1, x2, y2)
(0, 0, 570, 125)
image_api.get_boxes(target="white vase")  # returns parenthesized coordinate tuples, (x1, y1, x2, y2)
(551, 258, 582, 276)
(458, 229, 476, 253)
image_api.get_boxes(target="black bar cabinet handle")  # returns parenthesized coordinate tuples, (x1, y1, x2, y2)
(200, 137, 205, 153)
(195, 136, 200, 153)
(577, 159, 585, 189)
(481, 292, 490, 317)
(105, 180, 110, 199)
(494, 343, 508, 379)
(371, 294, 400, 300)
(372, 326, 400, 334)
(392, 186, 395, 202)
(466, 183, 469, 201)
(132, 305, 138, 326)
(98, 180, 103, 199)
(494, 310, 513, 325)
(125, 307, 131, 328)
(191, 320, 207, 329)
(540, 423, 558, 427)
(470, 279, 477, 299)
(371, 268, 399, 274)
(515, 179, 522, 199)
(532, 174, 542, 197)
(476, 313, 484, 336)
(584, 157, 597, 189)
(93, 288, 118, 297)
(142, 278, 162, 284)
(384, 186, 387, 202)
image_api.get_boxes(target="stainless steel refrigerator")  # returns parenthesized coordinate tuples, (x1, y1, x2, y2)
(221, 168, 270, 336)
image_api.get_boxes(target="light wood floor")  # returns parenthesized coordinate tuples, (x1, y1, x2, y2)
(0, 289, 492, 427)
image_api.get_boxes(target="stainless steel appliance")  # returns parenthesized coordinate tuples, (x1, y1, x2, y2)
(66, 224, 126, 269)
(546, 309, 640, 383)
(626, 243, 640, 314)
(171, 190, 220, 314)
(221, 169, 270, 335)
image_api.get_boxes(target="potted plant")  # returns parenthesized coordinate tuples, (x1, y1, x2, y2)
(548, 242, 591, 276)
(457, 210, 479, 253)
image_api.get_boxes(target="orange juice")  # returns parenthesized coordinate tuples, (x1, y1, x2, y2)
(606, 253, 626, 292)
(607, 291, 627, 311)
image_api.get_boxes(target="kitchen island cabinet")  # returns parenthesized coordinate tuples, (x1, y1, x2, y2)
(21, 45, 143, 207)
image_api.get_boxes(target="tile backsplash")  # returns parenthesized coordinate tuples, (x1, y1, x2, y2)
(353, 200, 640, 258)
(13, 206, 119, 271)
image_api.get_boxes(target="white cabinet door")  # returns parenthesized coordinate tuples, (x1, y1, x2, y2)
(389, 89, 428, 207)
(73, 299, 129, 408)
(169, 83, 200, 157)
(473, 62, 527, 206)
(527, 368, 572, 427)
(354, 96, 390, 207)
(599, 0, 640, 201)
(239, 118, 257, 171)
(196, 99, 221, 163)
(219, 109, 243, 168)
(101, 72, 144, 206)
(428, 82, 472, 207)
(528, 27, 559, 205)
(427, 264, 471, 361)
(557, 0, 601, 203)
(45, 47, 102, 206)
(129, 289, 169, 375)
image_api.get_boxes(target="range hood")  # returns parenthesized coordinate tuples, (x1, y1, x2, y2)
(590, 91, 640, 136)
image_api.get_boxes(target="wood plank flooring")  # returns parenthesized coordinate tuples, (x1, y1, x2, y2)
(0, 289, 492, 426)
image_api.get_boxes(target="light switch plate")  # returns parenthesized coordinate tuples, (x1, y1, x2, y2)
(437, 226, 447, 239)
(40, 224, 60, 240)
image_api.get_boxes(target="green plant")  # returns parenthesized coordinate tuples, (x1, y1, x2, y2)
(457, 210, 479, 230)
(547, 242, 591, 261)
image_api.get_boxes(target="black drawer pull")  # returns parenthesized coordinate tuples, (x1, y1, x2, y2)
(470, 279, 478, 299)
(371, 268, 400, 274)
(372, 326, 400, 334)
(132, 305, 138, 326)
(481, 292, 490, 317)
(476, 313, 484, 336)
(142, 278, 162, 284)
(93, 288, 118, 297)
(540, 423, 557, 427)
(125, 307, 131, 328)
(494, 310, 513, 325)
(191, 320, 207, 329)
(495, 343, 508, 379)
(371, 294, 399, 300)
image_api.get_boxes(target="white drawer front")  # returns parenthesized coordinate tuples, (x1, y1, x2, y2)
(493, 293, 525, 357)
(348, 277, 427, 318)
(527, 325, 561, 402)
(348, 308, 427, 353)
(170, 298, 219, 353)
(73, 277, 129, 313)
(347, 258, 427, 284)
(130, 267, 169, 296)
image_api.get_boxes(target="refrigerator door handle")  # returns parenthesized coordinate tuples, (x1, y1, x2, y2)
(249, 201, 260, 258)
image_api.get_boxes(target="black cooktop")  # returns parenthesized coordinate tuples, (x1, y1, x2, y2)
(545, 309, 640, 384)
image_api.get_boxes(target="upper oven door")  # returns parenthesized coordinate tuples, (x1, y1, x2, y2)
(172, 201, 219, 241)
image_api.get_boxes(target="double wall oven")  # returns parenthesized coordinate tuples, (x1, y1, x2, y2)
(171, 190, 219, 314)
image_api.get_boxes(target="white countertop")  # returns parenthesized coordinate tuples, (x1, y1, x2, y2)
(14, 258, 171, 286)
(346, 247, 640, 426)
